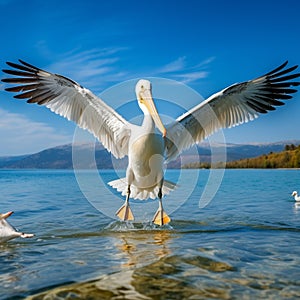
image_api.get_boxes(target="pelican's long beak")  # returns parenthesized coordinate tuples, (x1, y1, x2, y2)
(0, 211, 13, 220)
(141, 89, 167, 137)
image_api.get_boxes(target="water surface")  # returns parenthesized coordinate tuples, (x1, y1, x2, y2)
(0, 169, 300, 299)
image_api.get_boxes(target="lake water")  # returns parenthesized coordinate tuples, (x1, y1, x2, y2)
(0, 169, 300, 299)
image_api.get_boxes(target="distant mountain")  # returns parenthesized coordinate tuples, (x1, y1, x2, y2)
(0, 143, 127, 169)
(0, 140, 299, 169)
(0, 155, 28, 167)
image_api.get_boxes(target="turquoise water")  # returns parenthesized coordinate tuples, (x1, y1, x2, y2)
(0, 169, 300, 299)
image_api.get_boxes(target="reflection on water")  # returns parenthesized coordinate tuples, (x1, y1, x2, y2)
(26, 224, 176, 300)
(294, 202, 300, 212)
(25, 220, 300, 300)
(115, 231, 172, 268)
(105, 221, 174, 269)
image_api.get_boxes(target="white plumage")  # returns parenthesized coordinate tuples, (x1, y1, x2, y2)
(0, 211, 34, 243)
(292, 191, 300, 202)
(2, 60, 300, 225)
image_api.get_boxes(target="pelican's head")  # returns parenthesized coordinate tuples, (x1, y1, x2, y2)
(135, 79, 166, 137)
(292, 191, 298, 197)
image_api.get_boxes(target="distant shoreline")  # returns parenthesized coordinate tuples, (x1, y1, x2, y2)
(1, 168, 300, 171)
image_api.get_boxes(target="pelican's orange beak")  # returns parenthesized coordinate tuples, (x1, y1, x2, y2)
(140, 89, 167, 137)
(1, 211, 13, 219)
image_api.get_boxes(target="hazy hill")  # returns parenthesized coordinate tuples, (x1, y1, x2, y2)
(1, 140, 299, 169)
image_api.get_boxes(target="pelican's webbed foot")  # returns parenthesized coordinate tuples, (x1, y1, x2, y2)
(116, 202, 134, 221)
(152, 208, 171, 226)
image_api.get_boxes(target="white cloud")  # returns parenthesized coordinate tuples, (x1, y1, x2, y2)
(46, 47, 129, 92)
(33, 44, 214, 91)
(44, 49, 215, 89)
(0, 108, 72, 156)
(193, 56, 216, 69)
(156, 56, 215, 84)
(172, 71, 209, 84)
(158, 56, 187, 73)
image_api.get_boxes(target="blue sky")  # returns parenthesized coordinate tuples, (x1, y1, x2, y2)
(0, 0, 300, 156)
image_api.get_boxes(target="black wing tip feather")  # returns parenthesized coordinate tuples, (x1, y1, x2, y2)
(2, 59, 47, 77)
(2, 60, 52, 105)
(266, 61, 300, 79)
(223, 61, 300, 116)
(6, 59, 38, 69)
(263, 60, 291, 77)
(2, 60, 38, 83)
(250, 61, 300, 113)
(2, 59, 83, 105)
(18, 59, 42, 71)
(3, 60, 36, 73)
(266, 61, 300, 88)
(2, 59, 80, 85)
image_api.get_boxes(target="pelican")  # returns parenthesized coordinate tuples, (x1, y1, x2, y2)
(0, 211, 34, 242)
(291, 191, 300, 202)
(2, 60, 300, 225)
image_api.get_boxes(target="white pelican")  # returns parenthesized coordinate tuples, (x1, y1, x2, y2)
(2, 60, 300, 225)
(0, 211, 34, 242)
(291, 191, 300, 202)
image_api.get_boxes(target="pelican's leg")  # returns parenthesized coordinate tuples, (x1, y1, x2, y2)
(116, 185, 134, 221)
(152, 181, 171, 226)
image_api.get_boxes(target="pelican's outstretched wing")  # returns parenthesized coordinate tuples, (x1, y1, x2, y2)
(2, 60, 130, 158)
(165, 61, 300, 162)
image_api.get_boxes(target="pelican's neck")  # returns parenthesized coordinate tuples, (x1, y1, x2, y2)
(142, 113, 155, 133)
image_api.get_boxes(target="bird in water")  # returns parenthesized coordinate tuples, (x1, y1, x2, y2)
(291, 191, 300, 202)
(2, 60, 300, 225)
(0, 211, 34, 243)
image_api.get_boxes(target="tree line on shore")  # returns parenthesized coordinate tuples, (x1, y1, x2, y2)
(184, 144, 300, 169)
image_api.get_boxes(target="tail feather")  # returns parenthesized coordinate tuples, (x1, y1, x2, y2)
(108, 178, 176, 200)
